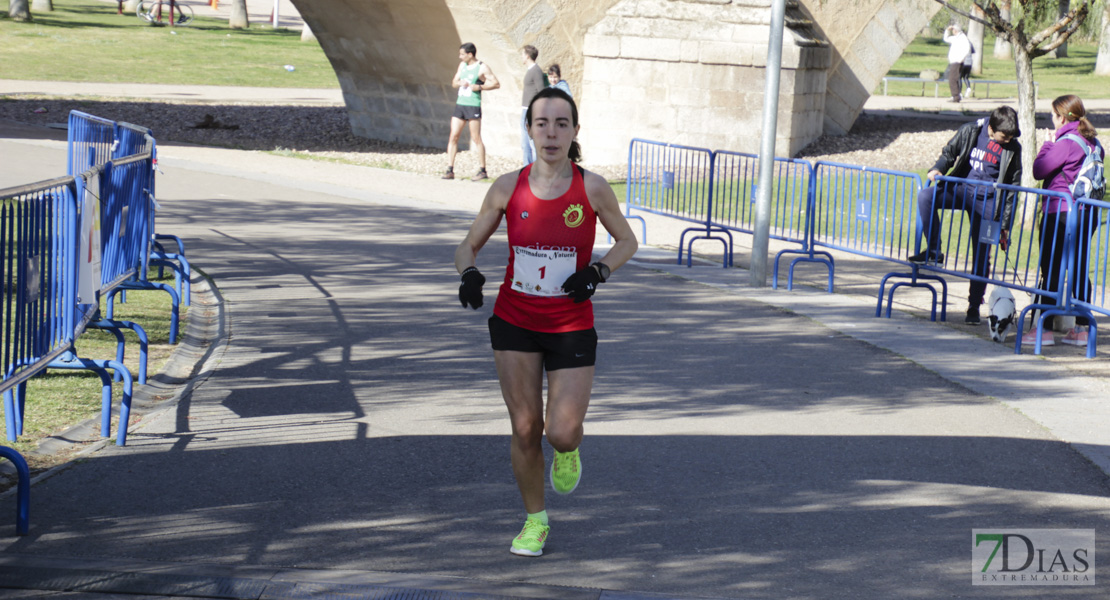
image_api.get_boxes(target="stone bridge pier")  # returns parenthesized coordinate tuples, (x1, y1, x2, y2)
(290, 0, 940, 168)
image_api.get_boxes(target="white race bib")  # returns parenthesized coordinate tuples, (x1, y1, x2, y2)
(458, 85, 473, 98)
(510, 246, 577, 297)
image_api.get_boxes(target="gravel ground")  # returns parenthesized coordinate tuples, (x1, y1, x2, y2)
(0, 94, 984, 178)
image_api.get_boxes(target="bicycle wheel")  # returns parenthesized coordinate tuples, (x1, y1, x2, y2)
(135, 0, 156, 23)
(174, 3, 194, 25)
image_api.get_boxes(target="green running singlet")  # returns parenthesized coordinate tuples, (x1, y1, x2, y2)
(457, 61, 483, 108)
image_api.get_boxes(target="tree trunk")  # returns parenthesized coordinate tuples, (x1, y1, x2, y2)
(300, 22, 316, 42)
(8, 0, 32, 20)
(228, 0, 248, 29)
(994, 0, 1013, 59)
(1095, 0, 1110, 75)
(969, 6, 986, 75)
(1014, 44, 1039, 192)
(30, 0, 52, 11)
(1048, 0, 1070, 58)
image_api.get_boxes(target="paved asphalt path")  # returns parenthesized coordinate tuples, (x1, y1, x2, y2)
(1, 121, 1110, 599)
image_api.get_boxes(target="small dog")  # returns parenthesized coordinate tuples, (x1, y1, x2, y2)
(988, 286, 1017, 343)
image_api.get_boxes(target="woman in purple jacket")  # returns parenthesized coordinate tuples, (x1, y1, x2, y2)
(1029, 95, 1103, 347)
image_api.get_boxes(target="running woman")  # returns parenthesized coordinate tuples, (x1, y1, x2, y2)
(454, 87, 638, 557)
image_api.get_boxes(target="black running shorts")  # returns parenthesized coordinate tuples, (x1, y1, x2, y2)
(488, 315, 597, 371)
(453, 104, 482, 121)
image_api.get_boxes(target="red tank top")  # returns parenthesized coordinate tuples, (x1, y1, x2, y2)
(493, 164, 597, 332)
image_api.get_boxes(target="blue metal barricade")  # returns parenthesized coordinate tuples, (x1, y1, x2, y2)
(1064, 197, 1106, 358)
(625, 139, 729, 266)
(713, 151, 814, 276)
(1, 177, 81, 439)
(908, 176, 1073, 353)
(803, 162, 931, 302)
(113, 121, 154, 159)
(67, 111, 116, 175)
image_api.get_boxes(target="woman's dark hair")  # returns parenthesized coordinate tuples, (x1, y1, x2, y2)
(547, 64, 561, 78)
(1052, 94, 1098, 140)
(525, 87, 582, 163)
(988, 106, 1020, 139)
(459, 42, 477, 57)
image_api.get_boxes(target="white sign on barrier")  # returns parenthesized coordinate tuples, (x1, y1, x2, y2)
(77, 186, 102, 304)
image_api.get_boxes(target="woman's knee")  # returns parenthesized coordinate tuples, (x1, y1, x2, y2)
(545, 421, 583, 452)
(510, 416, 545, 447)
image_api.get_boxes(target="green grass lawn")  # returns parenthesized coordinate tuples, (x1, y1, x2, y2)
(882, 34, 1107, 100)
(0, 0, 340, 88)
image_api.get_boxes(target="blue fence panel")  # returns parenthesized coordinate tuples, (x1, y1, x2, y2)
(1, 177, 80, 392)
(113, 121, 154, 159)
(96, 154, 152, 294)
(67, 111, 116, 176)
(711, 151, 813, 245)
(1075, 198, 1110, 321)
(625, 139, 731, 265)
(811, 161, 924, 262)
(1, 177, 81, 441)
(627, 138, 714, 225)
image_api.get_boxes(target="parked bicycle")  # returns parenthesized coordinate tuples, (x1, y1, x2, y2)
(136, 0, 194, 26)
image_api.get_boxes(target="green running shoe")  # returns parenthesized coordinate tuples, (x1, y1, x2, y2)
(510, 518, 550, 556)
(550, 448, 581, 495)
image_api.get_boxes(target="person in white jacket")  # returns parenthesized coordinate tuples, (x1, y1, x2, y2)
(943, 24, 972, 103)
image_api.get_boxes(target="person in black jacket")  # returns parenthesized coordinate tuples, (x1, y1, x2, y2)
(910, 106, 1022, 324)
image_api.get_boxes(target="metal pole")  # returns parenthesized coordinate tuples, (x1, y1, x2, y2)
(751, 0, 787, 287)
(272, 0, 280, 28)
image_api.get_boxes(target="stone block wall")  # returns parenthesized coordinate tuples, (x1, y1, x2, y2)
(578, 0, 831, 165)
(803, 0, 939, 134)
(291, 0, 935, 169)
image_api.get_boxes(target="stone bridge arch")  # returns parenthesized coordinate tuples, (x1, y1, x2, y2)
(289, 0, 940, 167)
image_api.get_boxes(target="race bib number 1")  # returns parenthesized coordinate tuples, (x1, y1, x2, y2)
(511, 247, 577, 297)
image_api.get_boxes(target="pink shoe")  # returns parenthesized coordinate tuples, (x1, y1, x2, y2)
(1021, 328, 1055, 347)
(1061, 327, 1089, 347)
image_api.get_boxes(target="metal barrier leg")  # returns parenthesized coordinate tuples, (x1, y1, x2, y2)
(47, 354, 114, 436)
(0, 447, 30, 535)
(775, 250, 833, 292)
(3, 388, 18, 443)
(1086, 321, 1098, 359)
(877, 271, 947, 321)
(46, 356, 133, 445)
(679, 226, 731, 268)
(1015, 305, 1058, 355)
(118, 281, 180, 344)
(152, 253, 191, 307)
(90, 319, 149, 385)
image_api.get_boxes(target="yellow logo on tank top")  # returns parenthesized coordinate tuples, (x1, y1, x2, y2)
(563, 204, 585, 228)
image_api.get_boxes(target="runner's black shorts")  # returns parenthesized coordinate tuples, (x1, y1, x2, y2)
(488, 315, 597, 371)
(453, 104, 482, 121)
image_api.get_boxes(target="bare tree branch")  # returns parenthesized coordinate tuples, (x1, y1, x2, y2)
(931, 0, 1015, 38)
(1029, 4, 1088, 47)
(933, 0, 994, 28)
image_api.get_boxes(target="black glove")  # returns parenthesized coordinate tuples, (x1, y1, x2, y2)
(459, 267, 485, 309)
(562, 266, 602, 303)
